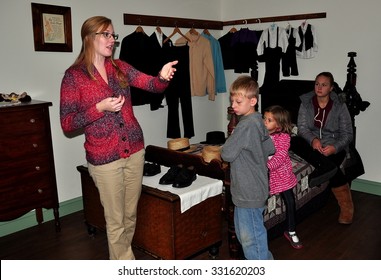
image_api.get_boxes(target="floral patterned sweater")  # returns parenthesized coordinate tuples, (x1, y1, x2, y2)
(60, 58, 168, 165)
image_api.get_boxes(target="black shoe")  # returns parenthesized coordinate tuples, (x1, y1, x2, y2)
(143, 162, 161, 176)
(173, 166, 197, 188)
(308, 165, 337, 187)
(159, 165, 182, 185)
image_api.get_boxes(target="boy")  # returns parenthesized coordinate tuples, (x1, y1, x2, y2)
(221, 75, 275, 260)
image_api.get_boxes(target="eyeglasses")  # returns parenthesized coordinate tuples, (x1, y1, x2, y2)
(95, 32, 119, 40)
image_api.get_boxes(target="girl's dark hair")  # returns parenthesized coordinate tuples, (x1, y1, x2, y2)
(263, 105, 293, 134)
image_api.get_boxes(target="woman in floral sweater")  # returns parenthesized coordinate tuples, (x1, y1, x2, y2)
(60, 16, 177, 260)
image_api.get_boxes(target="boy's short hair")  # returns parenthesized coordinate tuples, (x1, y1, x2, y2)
(230, 75, 259, 100)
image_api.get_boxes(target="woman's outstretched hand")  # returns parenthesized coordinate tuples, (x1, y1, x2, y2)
(159, 60, 178, 81)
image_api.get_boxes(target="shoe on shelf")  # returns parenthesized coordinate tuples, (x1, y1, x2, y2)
(172, 166, 197, 188)
(283, 231, 303, 249)
(159, 165, 182, 185)
(143, 162, 161, 176)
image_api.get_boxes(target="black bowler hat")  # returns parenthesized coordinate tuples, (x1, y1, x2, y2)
(200, 131, 226, 145)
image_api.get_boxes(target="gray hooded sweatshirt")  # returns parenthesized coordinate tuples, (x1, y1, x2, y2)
(221, 112, 275, 208)
(297, 91, 353, 153)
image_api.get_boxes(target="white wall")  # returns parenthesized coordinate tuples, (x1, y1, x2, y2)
(221, 0, 380, 184)
(0, 0, 224, 203)
(0, 0, 379, 204)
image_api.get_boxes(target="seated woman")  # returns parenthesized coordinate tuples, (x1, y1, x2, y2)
(291, 72, 354, 224)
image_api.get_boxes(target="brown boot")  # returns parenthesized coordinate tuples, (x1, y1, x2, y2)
(331, 184, 354, 224)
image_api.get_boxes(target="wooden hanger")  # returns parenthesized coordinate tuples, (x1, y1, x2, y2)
(229, 26, 237, 33)
(203, 28, 211, 36)
(135, 25, 145, 34)
(189, 27, 199, 35)
(163, 27, 190, 44)
(156, 25, 162, 34)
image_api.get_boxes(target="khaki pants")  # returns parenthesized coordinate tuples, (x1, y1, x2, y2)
(88, 149, 145, 260)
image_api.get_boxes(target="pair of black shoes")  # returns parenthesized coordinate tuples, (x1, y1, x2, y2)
(143, 162, 161, 176)
(159, 165, 197, 188)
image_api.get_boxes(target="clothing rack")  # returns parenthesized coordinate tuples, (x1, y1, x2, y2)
(123, 12, 326, 30)
(123, 13, 223, 30)
(223, 12, 326, 26)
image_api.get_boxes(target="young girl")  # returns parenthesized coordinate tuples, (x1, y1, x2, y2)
(263, 105, 303, 249)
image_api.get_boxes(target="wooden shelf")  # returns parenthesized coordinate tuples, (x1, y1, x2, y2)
(223, 12, 326, 26)
(123, 12, 326, 30)
(123, 13, 223, 30)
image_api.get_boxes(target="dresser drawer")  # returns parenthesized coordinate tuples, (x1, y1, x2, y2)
(0, 177, 56, 221)
(0, 154, 52, 184)
(0, 133, 50, 159)
(0, 107, 46, 135)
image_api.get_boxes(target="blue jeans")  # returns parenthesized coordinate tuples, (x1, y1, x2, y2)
(234, 206, 273, 260)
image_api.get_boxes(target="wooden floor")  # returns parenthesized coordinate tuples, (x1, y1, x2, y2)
(1, 190, 380, 260)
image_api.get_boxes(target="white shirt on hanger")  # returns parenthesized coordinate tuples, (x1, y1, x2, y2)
(155, 29, 163, 47)
(257, 24, 289, 56)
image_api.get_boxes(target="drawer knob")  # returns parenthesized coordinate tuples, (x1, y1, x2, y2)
(37, 188, 43, 194)
(35, 166, 40, 171)
(30, 118, 36, 123)
(33, 143, 38, 148)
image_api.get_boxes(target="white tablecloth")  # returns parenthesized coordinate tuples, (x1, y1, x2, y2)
(142, 166, 223, 213)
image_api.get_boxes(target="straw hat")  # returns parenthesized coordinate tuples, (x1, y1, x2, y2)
(201, 145, 222, 163)
(167, 138, 198, 153)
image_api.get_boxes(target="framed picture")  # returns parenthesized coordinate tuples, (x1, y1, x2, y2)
(31, 3, 72, 52)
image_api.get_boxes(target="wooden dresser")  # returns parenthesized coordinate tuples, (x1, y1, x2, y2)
(0, 100, 60, 231)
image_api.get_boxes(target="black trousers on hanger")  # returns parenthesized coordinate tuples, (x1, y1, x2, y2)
(262, 45, 283, 88)
(164, 44, 195, 139)
(282, 27, 299, 77)
(282, 44, 298, 76)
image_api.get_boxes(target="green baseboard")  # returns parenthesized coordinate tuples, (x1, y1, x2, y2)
(0, 197, 83, 237)
(351, 178, 381, 196)
(1, 179, 380, 237)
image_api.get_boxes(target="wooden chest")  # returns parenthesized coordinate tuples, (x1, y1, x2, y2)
(0, 101, 60, 231)
(77, 165, 223, 259)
